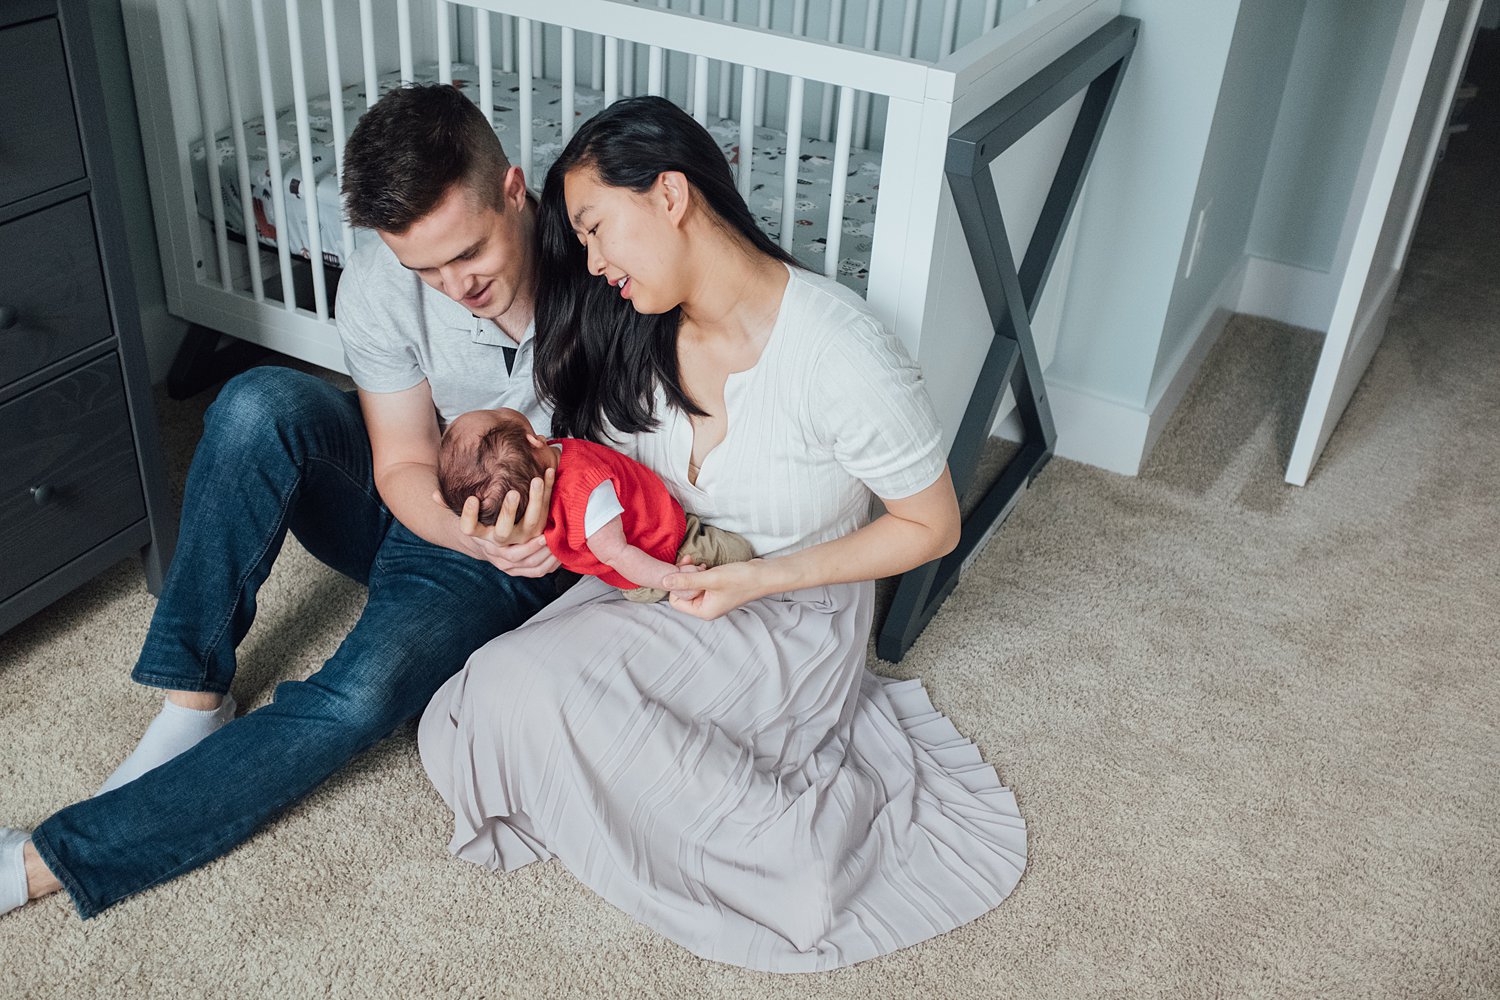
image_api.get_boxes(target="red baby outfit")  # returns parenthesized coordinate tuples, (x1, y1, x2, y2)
(543, 439, 687, 589)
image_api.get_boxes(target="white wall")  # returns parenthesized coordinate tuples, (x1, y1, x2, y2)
(1040, 0, 1244, 473)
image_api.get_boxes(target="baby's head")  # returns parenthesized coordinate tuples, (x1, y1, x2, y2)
(438, 408, 550, 525)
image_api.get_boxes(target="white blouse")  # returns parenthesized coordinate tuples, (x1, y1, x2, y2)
(615, 266, 946, 559)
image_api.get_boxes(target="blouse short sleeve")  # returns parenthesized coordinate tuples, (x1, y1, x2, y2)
(814, 316, 947, 500)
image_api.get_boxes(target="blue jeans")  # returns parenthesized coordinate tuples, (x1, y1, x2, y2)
(30, 367, 556, 918)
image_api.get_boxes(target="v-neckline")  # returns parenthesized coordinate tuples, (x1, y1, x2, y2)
(680, 266, 795, 491)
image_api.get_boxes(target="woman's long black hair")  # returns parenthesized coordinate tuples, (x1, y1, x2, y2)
(534, 96, 799, 442)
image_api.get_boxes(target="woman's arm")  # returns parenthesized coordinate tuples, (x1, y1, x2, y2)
(663, 468, 960, 620)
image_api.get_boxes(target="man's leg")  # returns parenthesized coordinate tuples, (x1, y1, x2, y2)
(27, 522, 556, 917)
(99, 367, 390, 792)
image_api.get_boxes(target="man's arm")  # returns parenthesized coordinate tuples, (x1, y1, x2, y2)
(359, 383, 557, 575)
(585, 516, 680, 589)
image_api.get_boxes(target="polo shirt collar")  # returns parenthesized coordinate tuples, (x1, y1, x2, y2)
(469, 314, 535, 349)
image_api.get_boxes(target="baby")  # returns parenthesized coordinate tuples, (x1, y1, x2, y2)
(437, 408, 753, 602)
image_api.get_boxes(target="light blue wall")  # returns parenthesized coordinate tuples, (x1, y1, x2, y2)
(1150, 0, 1307, 393)
(1048, 0, 1244, 407)
(1246, 0, 1407, 271)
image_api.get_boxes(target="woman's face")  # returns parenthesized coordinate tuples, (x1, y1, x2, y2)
(563, 167, 683, 315)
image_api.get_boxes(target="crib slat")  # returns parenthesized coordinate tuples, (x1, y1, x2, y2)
(824, 85, 855, 278)
(358, 0, 377, 107)
(647, 46, 664, 96)
(477, 10, 494, 124)
(779, 75, 804, 252)
(901, 0, 919, 57)
(983, 0, 1000, 31)
(186, 0, 232, 290)
(437, 0, 451, 84)
(656, 1, 670, 101)
(819, 0, 845, 139)
(755, 0, 770, 126)
(737, 64, 755, 199)
(322, 0, 355, 264)
(533, 19, 544, 80)
(501, 13, 513, 74)
(623, 37, 635, 97)
(692, 55, 709, 125)
(792, 0, 808, 34)
(216, 0, 264, 299)
(518, 17, 534, 183)
(940, 0, 960, 55)
(855, 0, 881, 147)
(592, 35, 604, 91)
(687, 0, 703, 116)
(249, 0, 295, 311)
(605, 35, 619, 106)
(562, 27, 576, 140)
(397, 0, 414, 83)
(717, 0, 736, 120)
(285, 0, 329, 319)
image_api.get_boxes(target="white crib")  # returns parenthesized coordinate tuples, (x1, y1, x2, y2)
(120, 0, 1133, 655)
(123, 0, 1118, 402)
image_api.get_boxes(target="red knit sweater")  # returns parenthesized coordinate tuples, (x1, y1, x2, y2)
(543, 439, 687, 589)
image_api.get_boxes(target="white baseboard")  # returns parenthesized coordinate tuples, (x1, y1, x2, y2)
(1237, 256, 1336, 331)
(1045, 380, 1151, 475)
(1041, 257, 1247, 476)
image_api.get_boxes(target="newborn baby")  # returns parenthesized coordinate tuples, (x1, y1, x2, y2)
(437, 408, 753, 602)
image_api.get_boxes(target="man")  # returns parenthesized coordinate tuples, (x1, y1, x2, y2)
(1, 85, 556, 918)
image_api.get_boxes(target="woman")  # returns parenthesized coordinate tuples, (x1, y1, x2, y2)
(418, 97, 1026, 972)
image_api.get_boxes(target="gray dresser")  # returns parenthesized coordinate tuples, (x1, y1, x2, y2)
(0, 0, 177, 633)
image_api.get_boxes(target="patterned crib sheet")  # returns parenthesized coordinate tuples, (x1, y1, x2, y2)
(189, 64, 883, 294)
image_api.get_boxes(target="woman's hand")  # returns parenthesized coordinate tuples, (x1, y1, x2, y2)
(664, 559, 777, 620)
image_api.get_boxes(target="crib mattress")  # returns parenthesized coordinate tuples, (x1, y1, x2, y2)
(190, 64, 882, 294)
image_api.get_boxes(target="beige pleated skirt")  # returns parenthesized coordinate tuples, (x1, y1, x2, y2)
(418, 576, 1027, 972)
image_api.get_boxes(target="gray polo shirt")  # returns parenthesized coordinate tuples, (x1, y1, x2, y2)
(335, 238, 550, 435)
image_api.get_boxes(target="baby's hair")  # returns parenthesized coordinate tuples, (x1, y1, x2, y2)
(438, 418, 542, 525)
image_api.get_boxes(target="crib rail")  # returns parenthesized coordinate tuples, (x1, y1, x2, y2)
(125, 0, 1115, 382)
(166, 0, 961, 328)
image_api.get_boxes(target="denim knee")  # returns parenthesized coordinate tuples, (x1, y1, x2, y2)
(203, 367, 340, 455)
(271, 664, 427, 750)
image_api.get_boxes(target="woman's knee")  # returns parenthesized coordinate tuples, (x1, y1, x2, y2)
(457, 637, 572, 728)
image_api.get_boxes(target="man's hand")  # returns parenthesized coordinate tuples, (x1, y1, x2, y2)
(435, 467, 560, 576)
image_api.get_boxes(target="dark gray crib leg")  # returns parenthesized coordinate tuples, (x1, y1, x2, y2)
(877, 16, 1140, 663)
(166, 325, 272, 401)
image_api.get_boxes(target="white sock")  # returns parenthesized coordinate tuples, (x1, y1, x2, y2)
(97, 694, 238, 796)
(0, 828, 28, 916)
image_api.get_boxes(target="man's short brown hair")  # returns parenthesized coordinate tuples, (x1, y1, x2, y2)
(341, 83, 511, 234)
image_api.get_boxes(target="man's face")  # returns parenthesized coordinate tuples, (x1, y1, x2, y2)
(379, 171, 533, 324)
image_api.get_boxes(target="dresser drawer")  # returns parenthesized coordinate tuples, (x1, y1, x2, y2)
(0, 18, 86, 207)
(0, 353, 145, 602)
(0, 197, 114, 390)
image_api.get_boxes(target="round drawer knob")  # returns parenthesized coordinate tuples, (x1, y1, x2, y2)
(31, 485, 54, 505)
(0, 305, 18, 331)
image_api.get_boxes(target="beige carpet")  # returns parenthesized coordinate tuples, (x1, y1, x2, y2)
(4, 49, 1498, 1000)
